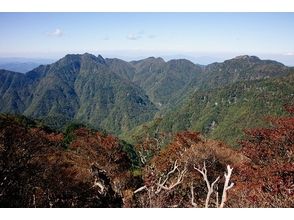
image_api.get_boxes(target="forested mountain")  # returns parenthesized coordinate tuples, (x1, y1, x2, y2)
(129, 57, 203, 108)
(105, 57, 203, 108)
(124, 73, 294, 146)
(167, 55, 291, 110)
(0, 53, 293, 142)
(0, 53, 157, 134)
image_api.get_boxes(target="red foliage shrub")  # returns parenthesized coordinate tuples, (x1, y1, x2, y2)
(233, 105, 294, 207)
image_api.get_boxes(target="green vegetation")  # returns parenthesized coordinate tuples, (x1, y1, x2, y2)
(1, 53, 293, 208)
(126, 74, 294, 146)
(120, 140, 140, 167)
(0, 53, 293, 147)
(0, 53, 157, 135)
(62, 122, 85, 149)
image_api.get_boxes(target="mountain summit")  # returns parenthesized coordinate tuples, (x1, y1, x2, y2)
(0, 53, 157, 134)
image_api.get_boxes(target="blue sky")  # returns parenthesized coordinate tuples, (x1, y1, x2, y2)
(0, 13, 293, 65)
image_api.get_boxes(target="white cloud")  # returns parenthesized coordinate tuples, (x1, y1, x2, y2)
(47, 28, 63, 37)
(126, 31, 156, 40)
(127, 33, 142, 40)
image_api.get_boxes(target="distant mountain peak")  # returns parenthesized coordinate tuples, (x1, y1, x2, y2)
(78, 53, 106, 65)
(81, 53, 96, 60)
(167, 58, 195, 65)
(63, 53, 80, 59)
(233, 55, 260, 61)
(97, 54, 106, 64)
(145, 57, 165, 63)
(234, 55, 250, 59)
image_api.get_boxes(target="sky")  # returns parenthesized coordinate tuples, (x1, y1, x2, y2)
(0, 13, 293, 65)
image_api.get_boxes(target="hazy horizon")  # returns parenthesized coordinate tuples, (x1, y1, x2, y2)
(0, 13, 294, 65)
(0, 52, 293, 67)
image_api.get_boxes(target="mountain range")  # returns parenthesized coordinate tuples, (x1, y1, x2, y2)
(0, 52, 293, 208)
(0, 53, 293, 144)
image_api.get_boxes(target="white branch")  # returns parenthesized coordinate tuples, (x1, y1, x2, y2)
(155, 160, 178, 193)
(190, 183, 197, 207)
(219, 165, 234, 208)
(215, 185, 219, 208)
(138, 150, 147, 165)
(134, 185, 147, 194)
(156, 160, 187, 193)
(194, 161, 220, 208)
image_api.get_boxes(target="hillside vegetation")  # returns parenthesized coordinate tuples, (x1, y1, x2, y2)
(124, 73, 294, 146)
(0, 109, 292, 207)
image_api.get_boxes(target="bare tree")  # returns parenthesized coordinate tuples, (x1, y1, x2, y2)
(156, 160, 187, 193)
(193, 162, 234, 208)
(134, 160, 187, 207)
(194, 161, 220, 208)
(219, 165, 234, 208)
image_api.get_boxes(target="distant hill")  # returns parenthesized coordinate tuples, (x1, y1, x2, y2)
(0, 62, 43, 73)
(0, 57, 54, 73)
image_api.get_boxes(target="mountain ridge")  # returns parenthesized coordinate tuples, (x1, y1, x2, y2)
(0, 53, 158, 134)
(0, 53, 292, 141)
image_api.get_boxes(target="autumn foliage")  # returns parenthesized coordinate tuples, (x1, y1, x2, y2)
(0, 104, 293, 207)
(0, 115, 134, 207)
(132, 106, 293, 208)
(232, 105, 294, 207)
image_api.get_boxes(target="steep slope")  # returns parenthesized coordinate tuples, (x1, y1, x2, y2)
(129, 57, 203, 108)
(106, 58, 136, 81)
(0, 69, 33, 113)
(0, 53, 157, 134)
(124, 73, 294, 146)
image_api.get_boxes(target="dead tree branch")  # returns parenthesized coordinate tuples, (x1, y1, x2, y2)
(194, 161, 220, 208)
(156, 160, 187, 193)
(134, 185, 147, 194)
(190, 182, 197, 207)
(219, 165, 234, 208)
